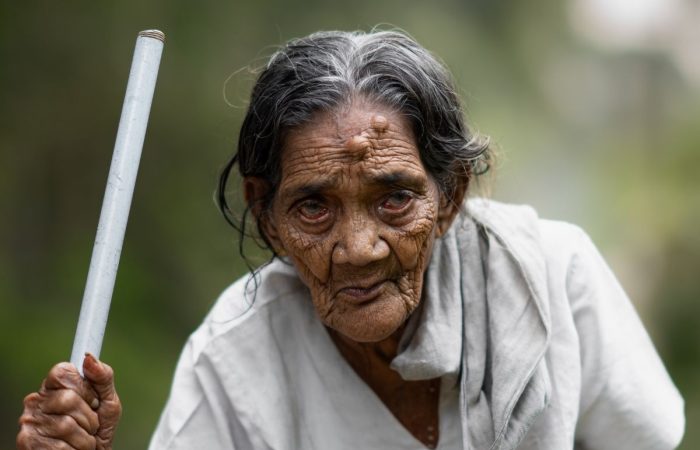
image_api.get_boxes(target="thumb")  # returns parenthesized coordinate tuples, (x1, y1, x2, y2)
(82, 353, 117, 402)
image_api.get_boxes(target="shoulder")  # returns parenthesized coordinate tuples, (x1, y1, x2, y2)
(463, 198, 594, 276)
(150, 260, 315, 448)
(463, 200, 684, 447)
(465, 198, 587, 242)
(461, 198, 615, 314)
(187, 258, 309, 360)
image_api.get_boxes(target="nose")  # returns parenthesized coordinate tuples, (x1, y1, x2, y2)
(332, 213, 390, 266)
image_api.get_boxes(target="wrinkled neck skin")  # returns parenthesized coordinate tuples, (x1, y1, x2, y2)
(328, 317, 407, 368)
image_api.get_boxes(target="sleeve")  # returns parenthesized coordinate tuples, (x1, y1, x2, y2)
(148, 336, 253, 450)
(567, 228, 685, 449)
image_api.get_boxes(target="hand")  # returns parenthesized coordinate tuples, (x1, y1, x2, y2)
(17, 354, 122, 450)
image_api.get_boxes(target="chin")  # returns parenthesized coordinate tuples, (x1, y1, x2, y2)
(327, 294, 412, 343)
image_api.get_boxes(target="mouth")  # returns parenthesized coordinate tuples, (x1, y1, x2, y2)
(336, 280, 389, 304)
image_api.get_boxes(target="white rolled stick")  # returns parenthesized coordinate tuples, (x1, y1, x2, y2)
(70, 30, 165, 374)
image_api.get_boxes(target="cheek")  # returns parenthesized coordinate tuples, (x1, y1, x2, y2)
(278, 225, 334, 284)
(390, 200, 438, 270)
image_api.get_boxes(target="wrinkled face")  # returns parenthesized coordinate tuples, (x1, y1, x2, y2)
(251, 101, 460, 342)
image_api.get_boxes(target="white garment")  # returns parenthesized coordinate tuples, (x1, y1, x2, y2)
(149, 200, 685, 450)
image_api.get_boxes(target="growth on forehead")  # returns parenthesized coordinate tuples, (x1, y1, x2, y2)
(343, 113, 391, 157)
(346, 135, 372, 155)
(370, 114, 389, 132)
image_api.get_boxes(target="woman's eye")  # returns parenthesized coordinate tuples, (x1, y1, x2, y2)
(381, 191, 413, 211)
(298, 201, 329, 221)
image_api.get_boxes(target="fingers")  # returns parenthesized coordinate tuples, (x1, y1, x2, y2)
(42, 362, 99, 408)
(43, 414, 97, 450)
(19, 401, 97, 450)
(17, 430, 78, 450)
(38, 361, 101, 436)
(40, 388, 100, 435)
(18, 359, 122, 450)
(83, 353, 122, 448)
(83, 353, 117, 402)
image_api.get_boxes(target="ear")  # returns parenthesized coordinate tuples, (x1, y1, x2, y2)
(435, 179, 467, 237)
(243, 177, 285, 254)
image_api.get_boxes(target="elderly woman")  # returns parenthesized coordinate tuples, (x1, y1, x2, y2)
(18, 30, 684, 450)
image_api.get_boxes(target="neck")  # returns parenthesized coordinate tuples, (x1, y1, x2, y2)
(328, 324, 406, 370)
(326, 324, 442, 449)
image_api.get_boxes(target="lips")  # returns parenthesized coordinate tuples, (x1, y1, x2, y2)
(336, 280, 389, 304)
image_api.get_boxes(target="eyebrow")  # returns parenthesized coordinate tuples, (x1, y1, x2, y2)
(370, 172, 425, 190)
(290, 179, 337, 198)
(283, 171, 426, 201)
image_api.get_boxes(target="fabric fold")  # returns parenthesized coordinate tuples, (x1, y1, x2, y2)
(460, 200, 552, 450)
(391, 222, 463, 385)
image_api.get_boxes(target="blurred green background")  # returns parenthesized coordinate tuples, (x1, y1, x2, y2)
(2, 0, 698, 448)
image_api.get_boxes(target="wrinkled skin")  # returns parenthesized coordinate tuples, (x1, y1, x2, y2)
(17, 354, 121, 450)
(247, 100, 463, 343)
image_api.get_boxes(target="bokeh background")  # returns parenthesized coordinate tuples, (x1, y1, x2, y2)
(2, 0, 698, 447)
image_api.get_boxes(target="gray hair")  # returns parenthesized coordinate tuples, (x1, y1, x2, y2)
(218, 29, 491, 254)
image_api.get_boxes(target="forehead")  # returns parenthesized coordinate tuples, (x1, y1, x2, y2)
(279, 103, 427, 192)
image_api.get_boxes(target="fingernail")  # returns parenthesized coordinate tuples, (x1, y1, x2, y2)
(83, 353, 99, 376)
(84, 352, 98, 368)
(91, 398, 100, 409)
